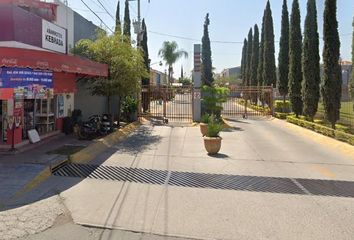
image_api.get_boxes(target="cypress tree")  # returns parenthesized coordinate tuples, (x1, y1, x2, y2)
(250, 24, 259, 86)
(115, 1, 121, 33)
(245, 28, 253, 86)
(277, 0, 289, 107)
(302, 0, 320, 121)
(321, 0, 342, 129)
(350, 17, 354, 110)
(141, 19, 150, 112)
(257, 11, 265, 87)
(262, 1, 276, 87)
(241, 39, 248, 85)
(141, 19, 150, 85)
(123, 0, 131, 40)
(288, 0, 303, 117)
(201, 13, 213, 86)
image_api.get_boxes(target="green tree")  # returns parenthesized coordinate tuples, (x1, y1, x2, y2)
(277, 0, 289, 109)
(141, 19, 150, 112)
(241, 38, 248, 85)
(262, 0, 276, 87)
(251, 24, 259, 86)
(123, 0, 131, 40)
(202, 13, 213, 86)
(288, 0, 303, 117)
(302, 0, 320, 121)
(141, 19, 150, 85)
(72, 32, 148, 123)
(350, 17, 354, 110)
(245, 28, 253, 86)
(257, 11, 265, 87)
(321, 0, 342, 129)
(115, 0, 121, 33)
(158, 41, 188, 85)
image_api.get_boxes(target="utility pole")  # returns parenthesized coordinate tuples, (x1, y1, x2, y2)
(130, 0, 150, 47)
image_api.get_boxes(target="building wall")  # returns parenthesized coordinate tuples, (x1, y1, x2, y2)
(0, 5, 42, 47)
(74, 81, 108, 120)
(73, 12, 98, 43)
(53, 0, 74, 53)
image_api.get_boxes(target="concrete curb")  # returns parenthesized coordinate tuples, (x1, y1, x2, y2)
(9, 121, 141, 203)
(70, 121, 141, 164)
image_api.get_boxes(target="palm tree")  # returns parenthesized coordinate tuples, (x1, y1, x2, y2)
(158, 41, 188, 85)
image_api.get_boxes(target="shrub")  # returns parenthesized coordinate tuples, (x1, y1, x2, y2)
(275, 112, 289, 119)
(201, 113, 210, 124)
(274, 100, 291, 113)
(122, 96, 138, 121)
(202, 85, 230, 119)
(206, 115, 222, 138)
(286, 115, 354, 146)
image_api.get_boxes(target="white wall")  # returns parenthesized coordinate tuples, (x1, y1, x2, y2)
(53, 0, 74, 53)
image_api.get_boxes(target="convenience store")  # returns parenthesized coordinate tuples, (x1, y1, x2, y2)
(0, 47, 108, 147)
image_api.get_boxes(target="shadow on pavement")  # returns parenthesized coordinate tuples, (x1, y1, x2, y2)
(208, 153, 230, 159)
(222, 127, 244, 132)
(0, 125, 161, 213)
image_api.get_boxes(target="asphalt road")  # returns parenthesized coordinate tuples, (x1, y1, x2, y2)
(16, 117, 354, 240)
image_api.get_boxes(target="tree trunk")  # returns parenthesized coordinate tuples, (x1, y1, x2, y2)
(117, 96, 122, 127)
(283, 94, 286, 113)
(168, 66, 172, 85)
(331, 121, 336, 130)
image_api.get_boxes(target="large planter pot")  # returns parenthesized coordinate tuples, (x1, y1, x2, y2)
(203, 136, 222, 155)
(200, 123, 208, 136)
(129, 111, 138, 122)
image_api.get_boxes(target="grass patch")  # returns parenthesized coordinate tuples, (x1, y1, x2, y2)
(47, 145, 85, 156)
(317, 101, 354, 126)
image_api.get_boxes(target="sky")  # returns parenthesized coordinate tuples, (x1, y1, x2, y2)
(66, 0, 354, 78)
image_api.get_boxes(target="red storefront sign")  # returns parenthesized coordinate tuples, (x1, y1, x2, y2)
(0, 47, 108, 77)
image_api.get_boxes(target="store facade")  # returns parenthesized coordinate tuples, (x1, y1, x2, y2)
(0, 0, 108, 146)
(0, 47, 107, 146)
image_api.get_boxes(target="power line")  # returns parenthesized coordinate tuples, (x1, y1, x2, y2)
(97, 0, 116, 22)
(148, 31, 244, 44)
(80, 0, 114, 33)
(149, 30, 352, 45)
(71, 7, 109, 14)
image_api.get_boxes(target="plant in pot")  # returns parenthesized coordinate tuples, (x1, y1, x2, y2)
(203, 115, 223, 155)
(122, 96, 138, 122)
(200, 113, 210, 136)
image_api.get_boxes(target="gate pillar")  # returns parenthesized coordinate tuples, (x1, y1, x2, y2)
(193, 44, 202, 122)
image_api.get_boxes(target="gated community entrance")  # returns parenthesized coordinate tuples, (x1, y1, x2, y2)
(140, 44, 273, 123)
(140, 85, 273, 122)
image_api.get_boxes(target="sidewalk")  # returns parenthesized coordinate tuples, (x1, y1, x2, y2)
(0, 134, 90, 207)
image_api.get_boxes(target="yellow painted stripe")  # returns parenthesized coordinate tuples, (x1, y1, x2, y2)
(312, 166, 336, 178)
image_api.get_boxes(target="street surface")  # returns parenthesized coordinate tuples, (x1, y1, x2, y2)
(6, 117, 354, 240)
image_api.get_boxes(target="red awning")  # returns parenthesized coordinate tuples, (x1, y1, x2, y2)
(0, 47, 108, 77)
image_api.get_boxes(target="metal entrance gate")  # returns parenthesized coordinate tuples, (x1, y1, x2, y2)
(141, 85, 193, 122)
(222, 86, 274, 118)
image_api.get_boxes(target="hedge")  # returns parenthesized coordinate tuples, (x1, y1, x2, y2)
(275, 112, 289, 119)
(286, 116, 354, 146)
(274, 100, 291, 113)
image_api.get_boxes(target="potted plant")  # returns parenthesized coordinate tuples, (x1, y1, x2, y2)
(122, 96, 138, 122)
(203, 115, 223, 155)
(200, 113, 210, 136)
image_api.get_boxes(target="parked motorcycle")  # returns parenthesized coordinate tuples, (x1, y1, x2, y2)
(76, 114, 113, 140)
